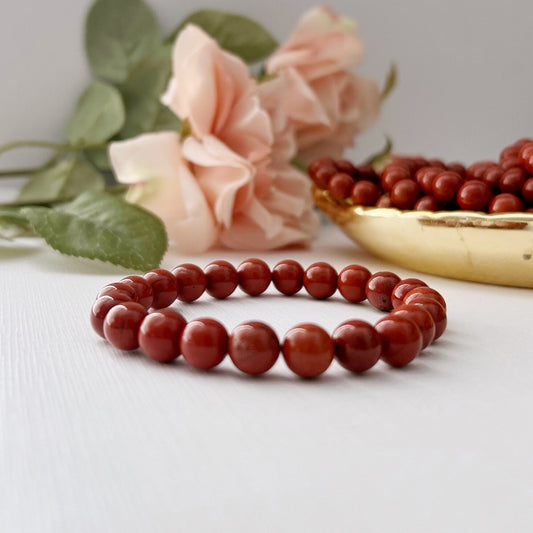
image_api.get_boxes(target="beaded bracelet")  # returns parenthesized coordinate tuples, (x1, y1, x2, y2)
(90, 259, 447, 378)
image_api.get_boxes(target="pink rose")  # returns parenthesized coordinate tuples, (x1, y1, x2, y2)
(110, 25, 318, 253)
(108, 132, 217, 254)
(161, 24, 272, 164)
(266, 6, 380, 162)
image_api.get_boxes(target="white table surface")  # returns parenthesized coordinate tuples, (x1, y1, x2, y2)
(1, 178, 532, 533)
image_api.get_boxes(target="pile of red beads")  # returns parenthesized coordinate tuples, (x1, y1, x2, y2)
(308, 138, 533, 213)
(90, 259, 448, 378)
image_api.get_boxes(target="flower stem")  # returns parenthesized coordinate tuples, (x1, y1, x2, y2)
(0, 139, 108, 157)
(0, 155, 59, 178)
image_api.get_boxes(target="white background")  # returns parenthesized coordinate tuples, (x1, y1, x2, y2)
(1, 1, 533, 532)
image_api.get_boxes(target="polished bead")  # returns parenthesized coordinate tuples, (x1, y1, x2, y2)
(303, 262, 337, 299)
(414, 195, 442, 211)
(500, 157, 521, 171)
(172, 263, 206, 302)
(456, 180, 492, 211)
(466, 161, 497, 181)
(391, 304, 435, 348)
(138, 309, 187, 363)
(391, 278, 428, 308)
(427, 158, 446, 169)
(97, 282, 134, 302)
(500, 167, 527, 194)
(381, 165, 411, 192)
(308, 158, 337, 189)
(337, 264, 371, 303)
(403, 287, 447, 311)
(228, 321, 279, 375)
(282, 323, 334, 378)
(376, 193, 393, 207)
(335, 159, 357, 176)
(482, 166, 504, 191)
(90, 296, 123, 338)
(365, 271, 401, 311)
(522, 178, 533, 203)
(432, 171, 463, 202)
(350, 180, 380, 206)
(180, 318, 228, 369)
(237, 258, 271, 296)
(415, 167, 442, 195)
(328, 172, 354, 201)
(519, 142, 533, 173)
(390, 179, 420, 209)
(121, 275, 154, 308)
(204, 260, 239, 299)
(402, 295, 447, 340)
(103, 301, 147, 351)
(489, 193, 524, 213)
(375, 315, 422, 367)
(333, 320, 381, 373)
(144, 269, 178, 309)
(272, 259, 304, 295)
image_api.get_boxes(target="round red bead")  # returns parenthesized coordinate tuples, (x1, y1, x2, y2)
(180, 318, 228, 369)
(350, 180, 380, 206)
(333, 319, 381, 373)
(308, 158, 337, 189)
(90, 296, 122, 338)
(237, 258, 271, 296)
(103, 301, 147, 351)
(97, 282, 134, 302)
(402, 295, 447, 340)
(228, 321, 279, 375)
(519, 142, 533, 173)
(489, 193, 524, 213)
(365, 271, 401, 311)
(432, 171, 463, 202)
(375, 315, 422, 367)
(522, 178, 533, 203)
(403, 287, 447, 312)
(482, 166, 504, 191)
(204, 260, 239, 299)
(466, 161, 497, 181)
(376, 193, 392, 208)
(391, 304, 436, 349)
(328, 172, 354, 201)
(303, 262, 337, 299)
(499, 167, 527, 194)
(456, 180, 492, 211)
(121, 275, 154, 308)
(172, 263, 206, 302)
(414, 195, 442, 211)
(272, 259, 304, 296)
(337, 264, 371, 303)
(144, 269, 178, 309)
(381, 165, 411, 192)
(415, 167, 441, 195)
(282, 323, 334, 378)
(391, 278, 428, 308)
(390, 179, 420, 209)
(138, 309, 187, 363)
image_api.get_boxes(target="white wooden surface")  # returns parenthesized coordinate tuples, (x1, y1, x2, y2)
(1, 213, 532, 532)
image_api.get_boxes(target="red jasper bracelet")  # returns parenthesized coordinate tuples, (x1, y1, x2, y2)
(90, 259, 447, 378)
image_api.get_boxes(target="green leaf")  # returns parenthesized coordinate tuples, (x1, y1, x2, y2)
(381, 62, 397, 101)
(17, 155, 105, 203)
(85, 0, 161, 83)
(118, 46, 174, 139)
(365, 136, 393, 167)
(22, 191, 167, 270)
(84, 147, 112, 171)
(168, 10, 278, 63)
(0, 208, 30, 240)
(66, 81, 125, 146)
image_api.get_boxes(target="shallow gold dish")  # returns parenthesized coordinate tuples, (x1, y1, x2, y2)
(314, 188, 533, 288)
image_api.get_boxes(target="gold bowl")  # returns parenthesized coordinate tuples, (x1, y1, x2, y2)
(314, 188, 533, 288)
